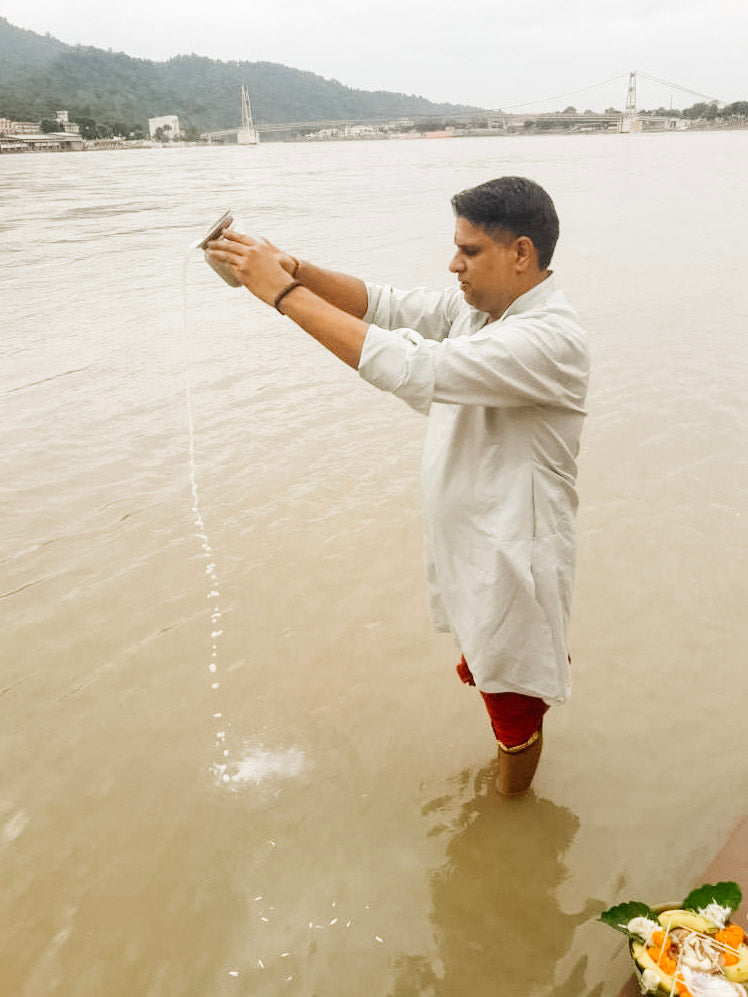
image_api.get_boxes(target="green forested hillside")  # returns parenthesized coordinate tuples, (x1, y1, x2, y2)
(0, 18, 479, 133)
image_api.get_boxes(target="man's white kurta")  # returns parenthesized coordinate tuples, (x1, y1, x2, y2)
(358, 277, 589, 704)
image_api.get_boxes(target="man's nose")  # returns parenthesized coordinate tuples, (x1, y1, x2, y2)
(449, 253, 462, 273)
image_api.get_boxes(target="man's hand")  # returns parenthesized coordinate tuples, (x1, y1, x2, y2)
(207, 230, 369, 369)
(261, 237, 298, 277)
(206, 230, 294, 305)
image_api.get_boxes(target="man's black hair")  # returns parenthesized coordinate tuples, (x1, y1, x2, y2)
(451, 176, 559, 270)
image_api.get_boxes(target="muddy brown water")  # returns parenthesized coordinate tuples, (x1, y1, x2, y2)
(2, 133, 747, 995)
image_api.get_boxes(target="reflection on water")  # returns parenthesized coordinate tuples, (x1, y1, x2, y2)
(393, 768, 599, 996)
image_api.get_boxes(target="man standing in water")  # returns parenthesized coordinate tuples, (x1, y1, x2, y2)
(207, 177, 589, 795)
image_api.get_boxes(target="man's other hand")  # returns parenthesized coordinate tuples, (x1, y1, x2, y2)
(207, 230, 293, 305)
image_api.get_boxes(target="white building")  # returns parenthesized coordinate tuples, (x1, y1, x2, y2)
(1, 120, 39, 134)
(55, 110, 81, 135)
(148, 114, 180, 140)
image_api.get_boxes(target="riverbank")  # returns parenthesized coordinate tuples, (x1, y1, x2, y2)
(2, 120, 747, 153)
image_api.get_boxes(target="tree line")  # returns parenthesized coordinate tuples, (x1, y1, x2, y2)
(541, 102, 748, 119)
(0, 18, 476, 136)
(3, 20, 745, 139)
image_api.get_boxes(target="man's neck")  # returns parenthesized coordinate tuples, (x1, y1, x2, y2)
(488, 270, 552, 323)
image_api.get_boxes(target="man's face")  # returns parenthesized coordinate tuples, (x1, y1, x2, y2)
(448, 216, 521, 318)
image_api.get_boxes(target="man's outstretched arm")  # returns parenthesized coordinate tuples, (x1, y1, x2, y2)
(225, 230, 370, 319)
(292, 259, 369, 319)
(207, 230, 368, 368)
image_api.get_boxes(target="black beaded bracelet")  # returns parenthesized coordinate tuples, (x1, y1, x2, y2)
(274, 281, 303, 314)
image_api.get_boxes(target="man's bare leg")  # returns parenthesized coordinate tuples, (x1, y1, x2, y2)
(456, 654, 545, 795)
(496, 728, 543, 796)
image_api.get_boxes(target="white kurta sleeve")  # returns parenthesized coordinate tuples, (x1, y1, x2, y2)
(364, 283, 463, 342)
(358, 310, 588, 414)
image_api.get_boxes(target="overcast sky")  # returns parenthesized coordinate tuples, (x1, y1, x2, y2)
(3, 0, 746, 110)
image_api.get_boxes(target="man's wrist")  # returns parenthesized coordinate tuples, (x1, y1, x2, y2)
(274, 281, 304, 314)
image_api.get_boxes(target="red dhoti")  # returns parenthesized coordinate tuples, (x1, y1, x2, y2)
(456, 655, 548, 749)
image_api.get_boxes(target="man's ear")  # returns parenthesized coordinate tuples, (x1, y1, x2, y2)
(513, 236, 535, 272)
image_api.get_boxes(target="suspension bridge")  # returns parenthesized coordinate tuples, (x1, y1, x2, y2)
(200, 70, 722, 142)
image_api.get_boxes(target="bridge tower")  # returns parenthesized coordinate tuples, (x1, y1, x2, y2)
(237, 85, 259, 145)
(619, 71, 642, 133)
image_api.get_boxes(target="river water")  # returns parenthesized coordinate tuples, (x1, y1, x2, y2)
(1, 133, 747, 996)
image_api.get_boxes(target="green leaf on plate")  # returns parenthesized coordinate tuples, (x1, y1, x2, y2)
(682, 881, 742, 914)
(600, 901, 657, 935)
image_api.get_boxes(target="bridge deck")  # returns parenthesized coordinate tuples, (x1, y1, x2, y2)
(202, 112, 640, 140)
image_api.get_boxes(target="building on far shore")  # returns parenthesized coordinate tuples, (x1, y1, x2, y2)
(1, 119, 40, 135)
(148, 115, 180, 140)
(0, 111, 84, 152)
(55, 110, 81, 135)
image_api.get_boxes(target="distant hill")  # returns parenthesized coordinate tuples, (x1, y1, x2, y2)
(0, 18, 481, 134)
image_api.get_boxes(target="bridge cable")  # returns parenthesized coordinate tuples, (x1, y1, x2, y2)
(636, 71, 721, 105)
(501, 73, 628, 110)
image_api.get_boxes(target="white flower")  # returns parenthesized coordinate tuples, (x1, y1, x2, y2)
(678, 932, 722, 973)
(697, 902, 731, 930)
(640, 968, 662, 993)
(680, 967, 746, 996)
(627, 916, 661, 945)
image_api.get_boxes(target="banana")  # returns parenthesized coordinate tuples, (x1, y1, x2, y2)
(657, 908, 717, 933)
(631, 941, 674, 992)
(723, 943, 748, 983)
